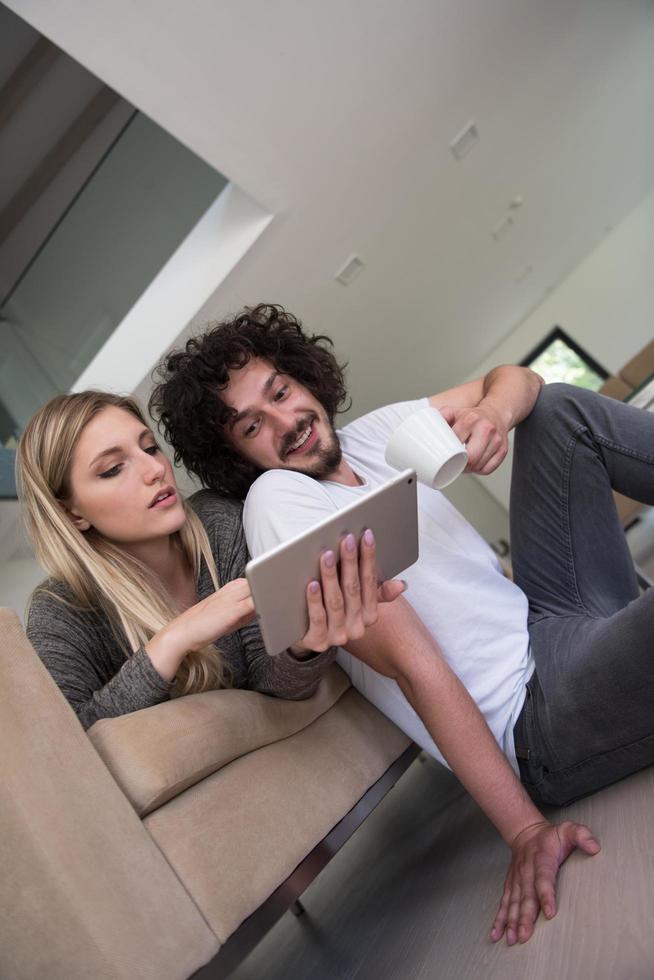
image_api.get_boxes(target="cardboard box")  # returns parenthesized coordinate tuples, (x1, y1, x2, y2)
(619, 339, 654, 388)
(599, 375, 633, 401)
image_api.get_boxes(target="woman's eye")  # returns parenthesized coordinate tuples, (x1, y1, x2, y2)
(99, 464, 122, 479)
(144, 444, 159, 455)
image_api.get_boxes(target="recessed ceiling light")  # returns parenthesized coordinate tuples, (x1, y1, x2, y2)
(514, 265, 533, 284)
(449, 121, 479, 161)
(491, 214, 514, 240)
(335, 255, 365, 286)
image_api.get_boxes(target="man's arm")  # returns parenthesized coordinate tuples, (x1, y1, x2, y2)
(244, 471, 599, 944)
(346, 597, 599, 946)
(428, 365, 544, 476)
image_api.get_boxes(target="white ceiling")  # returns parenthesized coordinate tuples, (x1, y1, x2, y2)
(5, 0, 654, 420)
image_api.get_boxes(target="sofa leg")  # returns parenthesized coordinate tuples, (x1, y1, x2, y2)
(291, 900, 305, 917)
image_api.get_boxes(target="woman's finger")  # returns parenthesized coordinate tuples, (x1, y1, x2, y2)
(319, 549, 347, 645)
(301, 579, 329, 650)
(339, 533, 363, 631)
(359, 528, 380, 625)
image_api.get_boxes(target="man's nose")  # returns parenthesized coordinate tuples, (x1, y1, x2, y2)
(268, 404, 294, 435)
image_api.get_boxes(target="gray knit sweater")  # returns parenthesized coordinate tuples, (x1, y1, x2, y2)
(26, 490, 335, 729)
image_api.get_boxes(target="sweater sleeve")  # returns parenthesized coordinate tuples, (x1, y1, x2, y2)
(193, 491, 336, 700)
(236, 617, 336, 700)
(26, 586, 172, 730)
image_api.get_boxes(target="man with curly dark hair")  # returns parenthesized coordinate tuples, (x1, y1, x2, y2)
(146, 303, 654, 945)
(149, 304, 350, 499)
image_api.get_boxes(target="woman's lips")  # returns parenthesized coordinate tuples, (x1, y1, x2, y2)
(149, 490, 178, 509)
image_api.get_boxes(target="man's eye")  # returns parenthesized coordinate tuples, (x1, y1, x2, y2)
(273, 385, 289, 402)
(244, 420, 259, 438)
(99, 464, 122, 479)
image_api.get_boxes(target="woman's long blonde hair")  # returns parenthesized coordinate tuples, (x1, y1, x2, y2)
(17, 391, 227, 695)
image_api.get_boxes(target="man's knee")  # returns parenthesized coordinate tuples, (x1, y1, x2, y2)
(531, 381, 583, 413)
(516, 382, 588, 438)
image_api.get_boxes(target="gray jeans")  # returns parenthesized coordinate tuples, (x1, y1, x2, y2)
(510, 382, 654, 806)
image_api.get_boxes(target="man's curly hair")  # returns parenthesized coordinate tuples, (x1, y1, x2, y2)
(149, 304, 350, 499)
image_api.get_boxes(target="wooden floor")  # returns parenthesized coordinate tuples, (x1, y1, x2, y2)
(231, 756, 654, 980)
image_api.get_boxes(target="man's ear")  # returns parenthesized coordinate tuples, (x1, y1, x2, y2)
(57, 499, 91, 532)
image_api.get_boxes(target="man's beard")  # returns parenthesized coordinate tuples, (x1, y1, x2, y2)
(281, 415, 342, 480)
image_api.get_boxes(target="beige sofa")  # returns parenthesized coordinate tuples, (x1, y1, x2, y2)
(0, 607, 414, 980)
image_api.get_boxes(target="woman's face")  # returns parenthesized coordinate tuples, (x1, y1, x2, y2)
(65, 405, 186, 549)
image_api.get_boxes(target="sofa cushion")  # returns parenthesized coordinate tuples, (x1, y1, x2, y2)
(0, 607, 219, 980)
(144, 687, 412, 942)
(88, 663, 350, 816)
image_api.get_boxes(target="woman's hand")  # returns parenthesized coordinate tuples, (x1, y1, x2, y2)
(146, 579, 255, 680)
(290, 529, 405, 656)
(174, 578, 256, 651)
(491, 819, 601, 945)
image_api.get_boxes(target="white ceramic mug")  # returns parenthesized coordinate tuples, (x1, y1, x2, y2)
(384, 406, 468, 489)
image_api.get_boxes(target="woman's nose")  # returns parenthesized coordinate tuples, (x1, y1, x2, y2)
(143, 453, 167, 482)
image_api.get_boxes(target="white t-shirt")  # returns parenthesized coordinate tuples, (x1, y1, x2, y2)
(244, 398, 534, 770)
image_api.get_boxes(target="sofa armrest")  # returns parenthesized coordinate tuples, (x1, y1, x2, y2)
(0, 608, 218, 980)
(89, 663, 351, 816)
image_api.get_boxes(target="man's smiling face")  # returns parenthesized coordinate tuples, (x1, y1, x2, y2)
(221, 357, 342, 479)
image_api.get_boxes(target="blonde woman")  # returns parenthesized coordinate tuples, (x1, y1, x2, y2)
(17, 391, 401, 729)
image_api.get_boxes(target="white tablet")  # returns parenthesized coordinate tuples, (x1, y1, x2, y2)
(245, 469, 419, 656)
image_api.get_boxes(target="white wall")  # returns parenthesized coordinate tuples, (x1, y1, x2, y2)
(468, 186, 654, 511)
(0, 559, 45, 622)
(472, 185, 654, 379)
(442, 475, 510, 548)
(0, 500, 42, 620)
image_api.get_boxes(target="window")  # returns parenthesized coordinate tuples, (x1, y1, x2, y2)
(521, 327, 608, 391)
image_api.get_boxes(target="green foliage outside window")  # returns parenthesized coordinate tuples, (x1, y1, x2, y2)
(528, 338, 605, 391)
